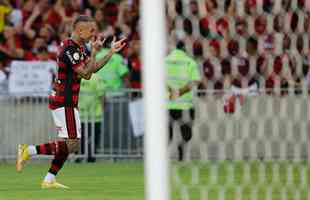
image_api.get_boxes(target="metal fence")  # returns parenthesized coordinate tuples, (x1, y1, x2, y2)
(1, 89, 310, 162)
(189, 90, 310, 161)
(0, 90, 143, 161)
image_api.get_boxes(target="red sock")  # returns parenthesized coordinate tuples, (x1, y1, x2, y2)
(36, 141, 69, 176)
(35, 142, 57, 155)
(48, 141, 69, 176)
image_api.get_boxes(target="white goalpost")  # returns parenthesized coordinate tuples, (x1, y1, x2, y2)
(140, 0, 310, 199)
(141, 0, 170, 200)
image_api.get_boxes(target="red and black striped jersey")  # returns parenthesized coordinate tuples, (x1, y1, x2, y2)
(48, 38, 89, 110)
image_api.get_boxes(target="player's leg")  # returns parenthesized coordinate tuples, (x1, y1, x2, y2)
(168, 109, 184, 161)
(179, 109, 194, 142)
(16, 140, 69, 171)
(17, 107, 81, 188)
(179, 109, 195, 161)
(47, 107, 80, 187)
(41, 107, 81, 188)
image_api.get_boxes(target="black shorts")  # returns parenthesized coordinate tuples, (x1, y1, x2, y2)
(168, 109, 195, 122)
(168, 109, 195, 142)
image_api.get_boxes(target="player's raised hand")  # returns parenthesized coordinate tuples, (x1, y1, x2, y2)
(91, 33, 106, 51)
(111, 37, 127, 53)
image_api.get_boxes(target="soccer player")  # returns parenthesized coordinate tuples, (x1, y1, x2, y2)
(16, 15, 126, 189)
(166, 41, 201, 161)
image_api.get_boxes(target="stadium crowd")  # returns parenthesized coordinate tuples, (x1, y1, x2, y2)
(167, 0, 310, 95)
(0, 0, 310, 95)
(0, 0, 141, 91)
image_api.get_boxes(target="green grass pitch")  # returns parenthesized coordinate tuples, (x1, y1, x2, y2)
(0, 162, 144, 200)
(1, 161, 310, 200)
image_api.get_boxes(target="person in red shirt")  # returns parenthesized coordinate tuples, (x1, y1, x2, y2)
(16, 15, 126, 189)
(0, 25, 24, 66)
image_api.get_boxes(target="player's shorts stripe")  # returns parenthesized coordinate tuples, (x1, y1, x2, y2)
(65, 108, 71, 138)
(70, 108, 77, 138)
(68, 108, 75, 138)
(71, 108, 77, 139)
(65, 107, 77, 139)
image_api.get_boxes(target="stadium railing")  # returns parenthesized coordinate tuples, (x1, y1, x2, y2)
(1, 87, 310, 163)
(0, 89, 144, 161)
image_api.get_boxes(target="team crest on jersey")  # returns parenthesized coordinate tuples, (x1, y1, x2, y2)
(73, 52, 80, 61)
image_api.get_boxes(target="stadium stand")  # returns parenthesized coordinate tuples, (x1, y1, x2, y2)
(0, 0, 309, 95)
(0, 0, 141, 92)
(167, 0, 310, 94)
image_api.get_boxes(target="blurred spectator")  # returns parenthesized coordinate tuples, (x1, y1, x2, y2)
(274, 14, 285, 33)
(0, 0, 11, 33)
(245, 0, 256, 15)
(202, 59, 214, 82)
(166, 41, 201, 161)
(254, 15, 267, 35)
(236, 56, 250, 78)
(127, 39, 141, 90)
(103, 1, 119, 26)
(216, 17, 229, 38)
(235, 17, 247, 36)
(221, 58, 231, 76)
(96, 37, 130, 97)
(190, 0, 199, 16)
(290, 12, 299, 32)
(246, 36, 258, 56)
(227, 39, 239, 56)
(209, 39, 220, 58)
(23, 4, 58, 47)
(94, 8, 105, 30)
(0, 0, 309, 96)
(175, 0, 183, 16)
(95, 36, 132, 153)
(78, 73, 105, 162)
(262, 34, 275, 54)
(183, 18, 193, 35)
(263, 0, 274, 13)
(199, 17, 210, 38)
(206, 0, 218, 15)
(117, 0, 139, 29)
(302, 55, 310, 77)
(282, 0, 291, 12)
(84, 0, 104, 15)
(304, 15, 310, 32)
(296, 35, 304, 54)
(297, 0, 305, 10)
(0, 24, 24, 66)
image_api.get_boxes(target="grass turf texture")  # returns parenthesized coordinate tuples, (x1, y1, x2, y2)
(0, 162, 144, 200)
(0, 161, 310, 200)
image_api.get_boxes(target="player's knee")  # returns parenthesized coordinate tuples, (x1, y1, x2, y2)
(66, 139, 81, 153)
(180, 124, 192, 142)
